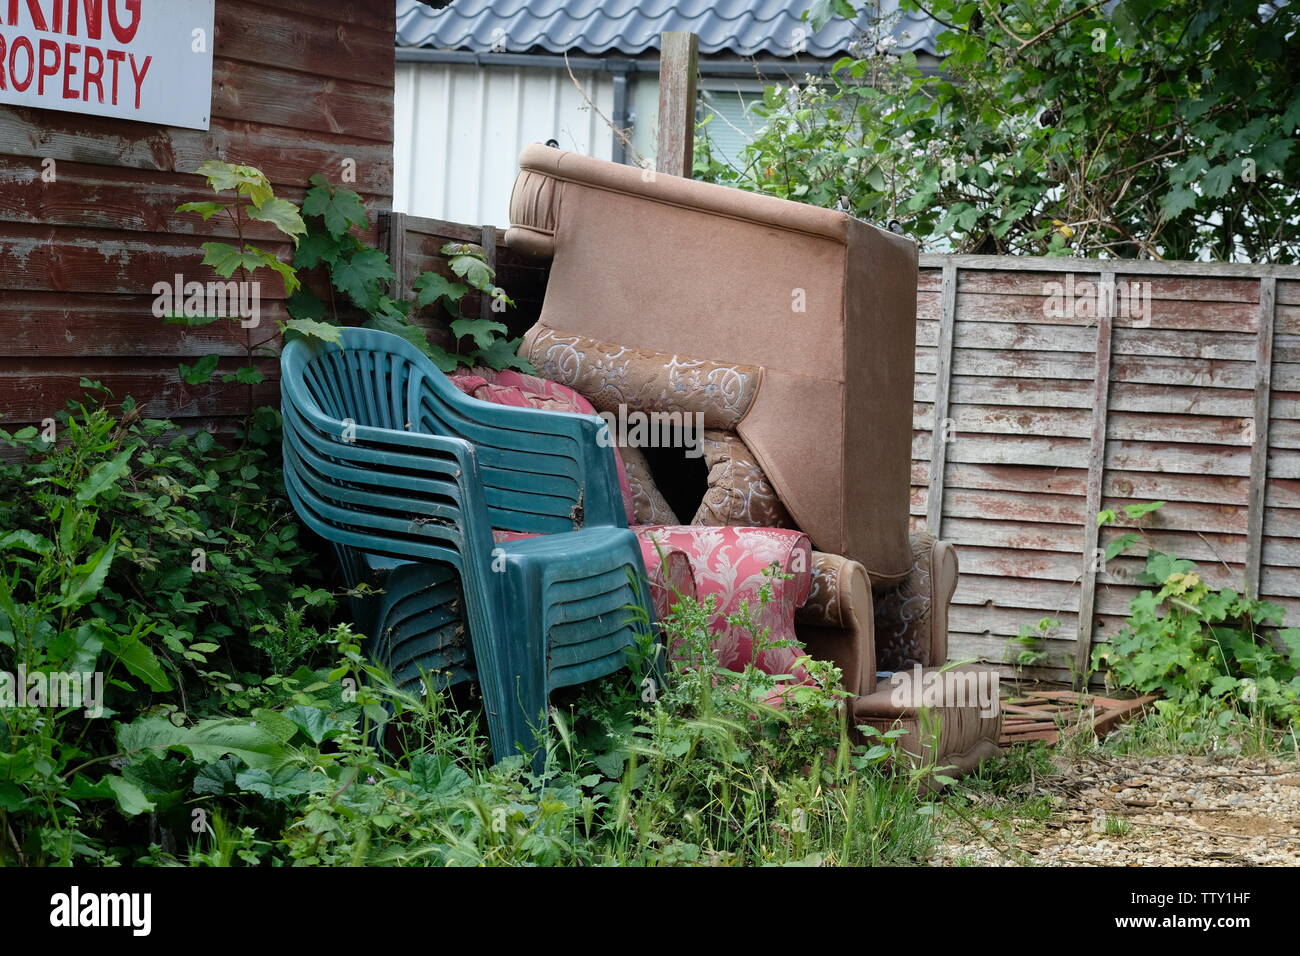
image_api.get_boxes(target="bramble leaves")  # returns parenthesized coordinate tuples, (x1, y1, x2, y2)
(450, 317, 508, 350)
(330, 247, 394, 309)
(304, 176, 370, 238)
(413, 271, 468, 309)
(284, 318, 343, 346)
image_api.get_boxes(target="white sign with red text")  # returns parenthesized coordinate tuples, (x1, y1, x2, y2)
(0, 0, 214, 130)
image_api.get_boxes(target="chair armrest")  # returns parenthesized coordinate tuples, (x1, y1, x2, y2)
(281, 396, 498, 571)
(872, 533, 958, 671)
(796, 551, 876, 696)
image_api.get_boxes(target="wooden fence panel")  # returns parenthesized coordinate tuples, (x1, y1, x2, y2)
(917, 255, 1300, 684)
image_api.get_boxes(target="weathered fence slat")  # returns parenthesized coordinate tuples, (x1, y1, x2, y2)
(926, 261, 958, 536)
(1074, 272, 1115, 685)
(1245, 276, 1278, 598)
(479, 224, 499, 322)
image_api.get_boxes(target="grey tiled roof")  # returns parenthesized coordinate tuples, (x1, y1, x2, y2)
(396, 0, 943, 58)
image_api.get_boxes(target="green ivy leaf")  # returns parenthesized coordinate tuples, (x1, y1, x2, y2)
(244, 246, 301, 296)
(471, 336, 533, 373)
(195, 161, 274, 207)
(445, 253, 494, 292)
(1103, 532, 1140, 562)
(1158, 185, 1198, 220)
(178, 354, 220, 386)
(200, 242, 262, 278)
(363, 314, 437, 358)
(285, 288, 327, 322)
(293, 231, 348, 270)
(222, 366, 265, 385)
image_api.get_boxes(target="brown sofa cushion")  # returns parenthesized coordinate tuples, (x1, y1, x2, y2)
(694, 429, 794, 529)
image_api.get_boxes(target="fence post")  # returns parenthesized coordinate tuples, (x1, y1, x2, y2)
(479, 224, 498, 322)
(927, 260, 958, 537)
(656, 31, 699, 178)
(380, 210, 407, 300)
(1245, 276, 1278, 599)
(1074, 270, 1116, 687)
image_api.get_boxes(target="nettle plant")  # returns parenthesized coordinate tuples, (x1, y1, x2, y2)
(285, 174, 531, 373)
(170, 162, 335, 390)
(1091, 502, 1300, 725)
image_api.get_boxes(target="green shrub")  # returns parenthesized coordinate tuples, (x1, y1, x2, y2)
(1, 389, 939, 867)
(1092, 506, 1300, 727)
(0, 387, 337, 863)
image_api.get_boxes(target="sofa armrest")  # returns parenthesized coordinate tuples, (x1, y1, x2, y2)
(872, 533, 959, 671)
(796, 551, 876, 696)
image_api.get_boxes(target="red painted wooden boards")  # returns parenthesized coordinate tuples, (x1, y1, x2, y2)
(999, 690, 1158, 746)
(0, 0, 394, 437)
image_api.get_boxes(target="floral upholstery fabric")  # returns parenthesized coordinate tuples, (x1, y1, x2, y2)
(520, 324, 763, 429)
(633, 525, 813, 681)
(873, 534, 939, 670)
(798, 551, 854, 630)
(619, 443, 681, 526)
(449, 366, 637, 524)
(694, 429, 795, 529)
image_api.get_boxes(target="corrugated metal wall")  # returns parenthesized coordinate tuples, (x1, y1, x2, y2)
(0, 0, 395, 431)
(394, 62, 617, 227)
(912, 255, 1300, 682)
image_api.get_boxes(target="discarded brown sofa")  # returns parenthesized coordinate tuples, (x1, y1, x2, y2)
(504, 144, 1002, 774)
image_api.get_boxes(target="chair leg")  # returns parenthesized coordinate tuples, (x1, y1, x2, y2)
(477, 563, 551, 771)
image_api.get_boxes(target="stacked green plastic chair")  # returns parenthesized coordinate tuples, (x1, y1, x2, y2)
(280, 327, 657, 767)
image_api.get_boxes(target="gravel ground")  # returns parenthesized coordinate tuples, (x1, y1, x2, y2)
(936, 753, 1300, 866)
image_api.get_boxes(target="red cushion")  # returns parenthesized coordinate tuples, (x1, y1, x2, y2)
(632, 525, 813, 683)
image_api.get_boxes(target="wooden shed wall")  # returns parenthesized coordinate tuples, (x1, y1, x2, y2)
(0, 0, 395, 431)
(913, 255, 1300, 682)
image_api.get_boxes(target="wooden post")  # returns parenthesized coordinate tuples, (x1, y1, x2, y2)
(656, 31, 699, 178)
(926, 260, 958, 537)
(1074, 271, 1116, 687)
(1245, 276, 1278, 598)
(380, 211, 407, 300)
(479, 224, 498, 322)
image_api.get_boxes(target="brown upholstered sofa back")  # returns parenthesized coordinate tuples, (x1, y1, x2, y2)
(505, 145, 918, 583)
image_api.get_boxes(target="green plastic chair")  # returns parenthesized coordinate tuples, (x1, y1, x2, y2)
(280, 327, 658, 767)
